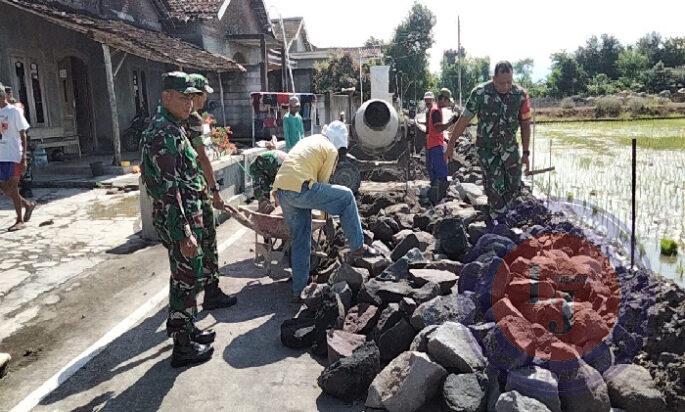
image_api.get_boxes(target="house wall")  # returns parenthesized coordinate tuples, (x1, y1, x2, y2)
(0, 4, 168, 155)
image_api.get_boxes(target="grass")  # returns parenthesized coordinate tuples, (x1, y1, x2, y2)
(536, 119, 685, 151)
(661, 238, 679, 257)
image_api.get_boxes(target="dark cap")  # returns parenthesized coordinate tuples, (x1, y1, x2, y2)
(162, 71, 201, 94)
(188, 74, 214, 94)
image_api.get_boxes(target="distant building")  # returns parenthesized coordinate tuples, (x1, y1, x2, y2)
(0, 0, 280, 160)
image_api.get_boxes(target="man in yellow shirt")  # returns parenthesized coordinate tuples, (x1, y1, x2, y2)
(272, 122, 374, 299)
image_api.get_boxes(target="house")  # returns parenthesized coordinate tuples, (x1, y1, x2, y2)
(0, 0, 279, 164)
(271, 16, 384, 97)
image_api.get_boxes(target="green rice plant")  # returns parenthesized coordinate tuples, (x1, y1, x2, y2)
(660, 238, 679, 257)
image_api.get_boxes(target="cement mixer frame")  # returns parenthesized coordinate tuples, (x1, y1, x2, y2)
(331, 98, 415, 193)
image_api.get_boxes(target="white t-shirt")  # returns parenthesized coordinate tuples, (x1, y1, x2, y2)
(0, 104, 30, 162)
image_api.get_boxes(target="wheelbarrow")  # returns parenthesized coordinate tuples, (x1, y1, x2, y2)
(225, 205, 333, 278)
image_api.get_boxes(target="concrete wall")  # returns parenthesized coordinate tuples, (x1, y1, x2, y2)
(140, 147, 276, 241)
(0, 5, 168, 155)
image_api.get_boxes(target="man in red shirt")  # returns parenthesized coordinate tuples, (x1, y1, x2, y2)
(426, 88, 458, 204)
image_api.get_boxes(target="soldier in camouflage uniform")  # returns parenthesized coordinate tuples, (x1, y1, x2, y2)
(446, 61, 532, 219)
(248, 150, 286, 212)
(140, 72, 215, 368)
(186, 73, 237, 310)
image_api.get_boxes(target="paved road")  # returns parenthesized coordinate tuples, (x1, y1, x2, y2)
(0, 192, 361, 411)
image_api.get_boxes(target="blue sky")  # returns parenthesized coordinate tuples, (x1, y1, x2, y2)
(265, 0, 685, 81)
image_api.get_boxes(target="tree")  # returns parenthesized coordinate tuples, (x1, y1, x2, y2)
(312, 53, 359, 94)
(636, 32, 663, 67)
(385, 2, 436, 102)
(618, 47, 650, 80)
(575, 34, 623, 79)
(547, 51, 587, 97)
(438, 48, 490, 102)
(513, 58, 535, 89)
(661, 37, 685, 68)
(364, 36, 386, 48)
(586, 73, 617, 96)
(641, 61, 675, 93)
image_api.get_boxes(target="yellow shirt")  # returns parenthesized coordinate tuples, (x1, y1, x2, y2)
(272, 134, 339, 196)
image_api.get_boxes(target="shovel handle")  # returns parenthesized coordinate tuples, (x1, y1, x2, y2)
(525, 166, 555, 177)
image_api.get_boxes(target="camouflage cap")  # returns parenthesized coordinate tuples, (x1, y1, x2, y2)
(162, 71, 202, 94)
(0, 83, 5, 96)
(188, 73, 214, 94)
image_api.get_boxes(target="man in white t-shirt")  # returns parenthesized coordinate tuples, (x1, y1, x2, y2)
(0, 84, 36, 231)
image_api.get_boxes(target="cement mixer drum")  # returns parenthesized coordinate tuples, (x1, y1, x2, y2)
(353, 99, 400, 153)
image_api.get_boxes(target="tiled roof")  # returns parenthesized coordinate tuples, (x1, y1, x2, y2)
(162, 0, 223, 21)
(2, 0, 245, 72)
(271, 17, 314, 52)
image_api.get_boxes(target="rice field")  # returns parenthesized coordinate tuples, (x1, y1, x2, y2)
(528, 119, 685, 286)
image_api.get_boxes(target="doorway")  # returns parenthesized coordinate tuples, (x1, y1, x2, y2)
(58, 56, 94, 153)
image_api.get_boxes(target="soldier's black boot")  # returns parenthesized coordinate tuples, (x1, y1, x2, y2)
(191, 326, 216, 345)
(171, 333, 214, 368)
(203, 282, 237, 310)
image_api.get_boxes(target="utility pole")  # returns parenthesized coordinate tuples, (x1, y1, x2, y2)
(457, 16, 463, 107)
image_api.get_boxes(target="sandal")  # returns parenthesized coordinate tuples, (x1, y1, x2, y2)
(8, 222, 26, 232)
(24, 202, 37, 222)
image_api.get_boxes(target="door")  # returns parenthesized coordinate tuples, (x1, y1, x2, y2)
(71, 57, 94, 153)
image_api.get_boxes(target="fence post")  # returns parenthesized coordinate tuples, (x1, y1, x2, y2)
(631, 138, 637, 269)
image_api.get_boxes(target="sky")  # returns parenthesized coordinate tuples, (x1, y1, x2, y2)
(264, 0, 685, 81)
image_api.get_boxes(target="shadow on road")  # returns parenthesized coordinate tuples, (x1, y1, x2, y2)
(39, 308, 178, 411)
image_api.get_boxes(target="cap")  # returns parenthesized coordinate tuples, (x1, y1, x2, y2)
(323, 120, 348, 150)
(0, 83, 5, 96)
(162, 72, 202, 94)
(289, 96, 301, 107)
(437, 88, 452, 100)
(188, 73, 214, 94)
(424, 91, 435, 99)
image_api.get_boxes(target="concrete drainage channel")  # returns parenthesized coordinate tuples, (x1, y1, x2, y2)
(279, 137, 685, 412)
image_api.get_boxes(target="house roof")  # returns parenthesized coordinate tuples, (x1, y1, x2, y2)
(1, 0, 245, 73)
(163, 0, 273, 37)
(162, 0, 224, 21)
(271, 17, 314, 52)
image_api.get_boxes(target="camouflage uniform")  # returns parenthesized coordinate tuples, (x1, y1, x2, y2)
(186, 110, 221, 288)
(141, 104, 207, 337)
(463, 81, 532, 217)
(249, 151, 284, 201)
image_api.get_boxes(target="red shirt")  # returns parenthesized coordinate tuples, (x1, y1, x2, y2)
(426, 105, 446, 149)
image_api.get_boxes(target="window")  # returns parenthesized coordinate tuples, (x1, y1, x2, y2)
(14, 61, 31, 122)
(30, 63, 45, 124)
(133, 69, 150, 116)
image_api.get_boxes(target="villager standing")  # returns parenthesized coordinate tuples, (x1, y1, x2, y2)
(186, 73, 238, 311)
(446, 61, 532, 219)
(426, 88, 459, 204)
(0, 84, 36, 232)
(5, 86, 33, 199)
(140, 72, 215, 367)
(283, 96, 305, 151)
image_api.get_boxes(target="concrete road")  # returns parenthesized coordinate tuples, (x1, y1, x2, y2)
(1, 194, 362, 411)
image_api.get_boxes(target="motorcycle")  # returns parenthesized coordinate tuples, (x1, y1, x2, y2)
(122, 113, 150, 152)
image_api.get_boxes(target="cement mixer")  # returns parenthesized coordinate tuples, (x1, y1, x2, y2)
(331, 67, 412, 192)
